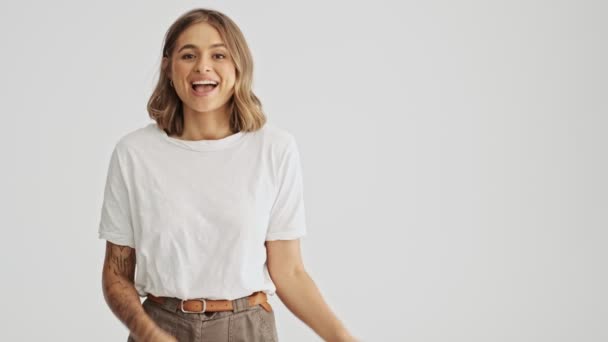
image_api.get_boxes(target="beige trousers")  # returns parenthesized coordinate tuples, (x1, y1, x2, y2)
(127, 293, 279, 342)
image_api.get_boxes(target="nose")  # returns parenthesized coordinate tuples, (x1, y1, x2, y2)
(195, 55, 212, 73)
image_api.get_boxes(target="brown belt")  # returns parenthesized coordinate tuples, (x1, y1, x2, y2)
(147, 291, 272, 313)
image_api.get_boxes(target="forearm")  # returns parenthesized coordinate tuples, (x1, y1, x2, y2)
(102, 272, 161, 341)
(273, 269, 354, 342)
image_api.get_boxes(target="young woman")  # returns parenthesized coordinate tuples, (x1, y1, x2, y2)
(99, 8, 357, 342)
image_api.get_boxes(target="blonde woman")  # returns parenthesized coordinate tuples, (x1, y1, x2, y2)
(99, 8, 357, 342)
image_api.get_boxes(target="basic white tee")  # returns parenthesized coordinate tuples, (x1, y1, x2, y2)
(98, 122, 307, 300)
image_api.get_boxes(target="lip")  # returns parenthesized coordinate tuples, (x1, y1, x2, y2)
(190, 77, 220, 83)
(190, 84, 219, 97)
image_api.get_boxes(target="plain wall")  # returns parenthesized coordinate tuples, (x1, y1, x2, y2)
(0, 0, 606, 341)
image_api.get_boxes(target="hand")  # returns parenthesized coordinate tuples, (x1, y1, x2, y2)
(333, 331, 360, 342)
(151, 331, 178, 342)
(141, 326, 178, 342)
(339, 336, 359, 342)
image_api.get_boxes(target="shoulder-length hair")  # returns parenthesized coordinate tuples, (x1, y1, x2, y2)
(147, 8, 266, 136)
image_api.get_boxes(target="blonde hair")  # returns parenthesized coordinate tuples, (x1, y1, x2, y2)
(147, 8, 266, 135)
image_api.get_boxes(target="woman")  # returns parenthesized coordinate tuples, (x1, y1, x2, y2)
(99, 8, 357, 342)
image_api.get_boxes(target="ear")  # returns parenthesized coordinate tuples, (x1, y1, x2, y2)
(162, 56, 171, 79)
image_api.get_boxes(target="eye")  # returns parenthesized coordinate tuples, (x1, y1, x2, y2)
(213, 53, 226, 59)
(182, 53, 195, 60)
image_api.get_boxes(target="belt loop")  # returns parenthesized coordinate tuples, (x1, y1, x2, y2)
(147, 294, 180, 313)
(169, 297, 181, 313)
(159, 297, 180, 313)
(232, 295, 248, 313)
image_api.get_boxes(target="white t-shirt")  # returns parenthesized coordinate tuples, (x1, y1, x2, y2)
(98, 122, 307, 300)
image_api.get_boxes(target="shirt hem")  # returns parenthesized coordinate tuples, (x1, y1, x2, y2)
(265, 230, 306, 241)
(98, 231, 135, 248)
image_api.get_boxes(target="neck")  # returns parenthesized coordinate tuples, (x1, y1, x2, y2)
(178, 105, 234, 140)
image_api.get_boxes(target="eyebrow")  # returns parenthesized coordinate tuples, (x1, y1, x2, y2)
(177, 43, 226, 53)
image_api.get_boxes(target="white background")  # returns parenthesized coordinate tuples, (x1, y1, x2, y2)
(1, 1, 606, 341)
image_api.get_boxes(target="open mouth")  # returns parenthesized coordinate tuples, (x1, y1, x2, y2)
(192, 83, 218, 92)
(191, 80, 219, 95)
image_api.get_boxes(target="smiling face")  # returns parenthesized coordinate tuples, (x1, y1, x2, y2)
(163, 22, 236, 117)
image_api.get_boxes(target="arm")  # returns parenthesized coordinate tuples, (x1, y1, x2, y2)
(265, 239, 357, 342)
(101, 241, 176, 342)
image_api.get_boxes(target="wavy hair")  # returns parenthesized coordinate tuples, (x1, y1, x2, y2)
(147, 8, 266, 136)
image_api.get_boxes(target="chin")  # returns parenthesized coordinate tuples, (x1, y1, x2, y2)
(187, 102, 227, 114)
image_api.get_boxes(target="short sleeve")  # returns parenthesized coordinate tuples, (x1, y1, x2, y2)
(98, 144, 135, 247)
(266, 136, 307, 241)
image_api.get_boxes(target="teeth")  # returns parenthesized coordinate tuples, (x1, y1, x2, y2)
(192, 80, 218, 85)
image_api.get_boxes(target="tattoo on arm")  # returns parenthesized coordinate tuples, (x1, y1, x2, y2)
(104, 242, 136, 281)
(102, 242, 149, 336)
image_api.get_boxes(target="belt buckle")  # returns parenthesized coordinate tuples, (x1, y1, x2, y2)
(180, 298, 207, 313)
